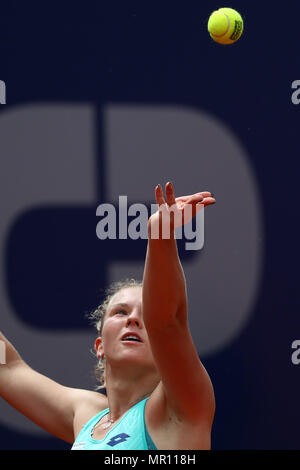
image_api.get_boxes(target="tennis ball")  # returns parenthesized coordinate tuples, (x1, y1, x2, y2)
(208, 7, 243, 45)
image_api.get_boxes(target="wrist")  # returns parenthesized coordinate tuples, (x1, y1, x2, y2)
(147, 214, 175, 241)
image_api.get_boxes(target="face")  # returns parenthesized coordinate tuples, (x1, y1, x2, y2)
(95, 287, 158, 372)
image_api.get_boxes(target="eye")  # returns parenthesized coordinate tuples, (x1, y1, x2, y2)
(116, 310, 127, 316)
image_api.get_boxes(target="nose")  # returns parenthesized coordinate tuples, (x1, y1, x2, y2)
(126, 309, 142, 328)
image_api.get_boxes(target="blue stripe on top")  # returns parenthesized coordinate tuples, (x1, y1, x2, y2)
(71, 396, 158, 450)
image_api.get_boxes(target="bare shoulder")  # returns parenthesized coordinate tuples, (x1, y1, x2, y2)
(145, 381, 213, 450)
(71, 388, 108, 440)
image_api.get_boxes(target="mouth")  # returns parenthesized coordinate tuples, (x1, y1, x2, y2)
(121, 333, 143, 343)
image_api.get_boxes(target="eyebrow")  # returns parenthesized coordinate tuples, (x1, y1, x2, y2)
(109, 303, 130, 310)
(109, 302, 142, 312)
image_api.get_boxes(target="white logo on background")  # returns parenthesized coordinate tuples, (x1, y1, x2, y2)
(0, 104, 263, 436)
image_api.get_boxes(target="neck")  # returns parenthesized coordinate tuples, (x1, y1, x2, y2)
(109, 391, 151, 422)
(104, 367, 160, 422)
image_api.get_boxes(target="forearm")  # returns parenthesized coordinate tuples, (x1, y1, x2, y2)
(142, 226, 187, 329)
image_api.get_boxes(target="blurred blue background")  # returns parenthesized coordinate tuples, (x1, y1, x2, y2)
(0, 0, 299, 450)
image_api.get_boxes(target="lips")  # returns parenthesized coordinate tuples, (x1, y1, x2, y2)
(121, 332, 143, 342)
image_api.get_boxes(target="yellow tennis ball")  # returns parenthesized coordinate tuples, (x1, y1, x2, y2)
(208, 7, 244, 45)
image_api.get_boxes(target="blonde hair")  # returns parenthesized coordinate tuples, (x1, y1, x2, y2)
(88, 278, 143, 390)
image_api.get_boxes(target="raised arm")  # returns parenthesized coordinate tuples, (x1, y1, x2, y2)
(142, 182, 216, 429)
(0, 331, 105, 443)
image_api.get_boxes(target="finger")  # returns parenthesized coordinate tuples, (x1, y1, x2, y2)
(155, 184, 165, 206)
(165, 181, 176, 207)
(184, 193, 205, 205)
(176, 193, 204, 212)
(200, 197, 216, 206)
(175, 191, 212, 203)
(193, 198, 216, 215)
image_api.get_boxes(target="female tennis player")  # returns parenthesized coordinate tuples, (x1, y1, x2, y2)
(0, 182, 216, 450)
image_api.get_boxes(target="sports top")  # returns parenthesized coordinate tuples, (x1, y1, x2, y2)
(71, 396, 158, 450)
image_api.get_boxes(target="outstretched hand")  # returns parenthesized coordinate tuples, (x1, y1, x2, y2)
(148, 182, 216, 237)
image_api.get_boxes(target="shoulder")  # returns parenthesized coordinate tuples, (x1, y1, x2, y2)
(71, 388, 108, 440)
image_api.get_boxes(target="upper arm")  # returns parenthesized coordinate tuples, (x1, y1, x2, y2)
(0, 360, 103, 444)
(145, 313, 215, 428)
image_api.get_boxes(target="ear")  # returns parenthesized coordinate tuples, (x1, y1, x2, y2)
(94, 336, 104, 359)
